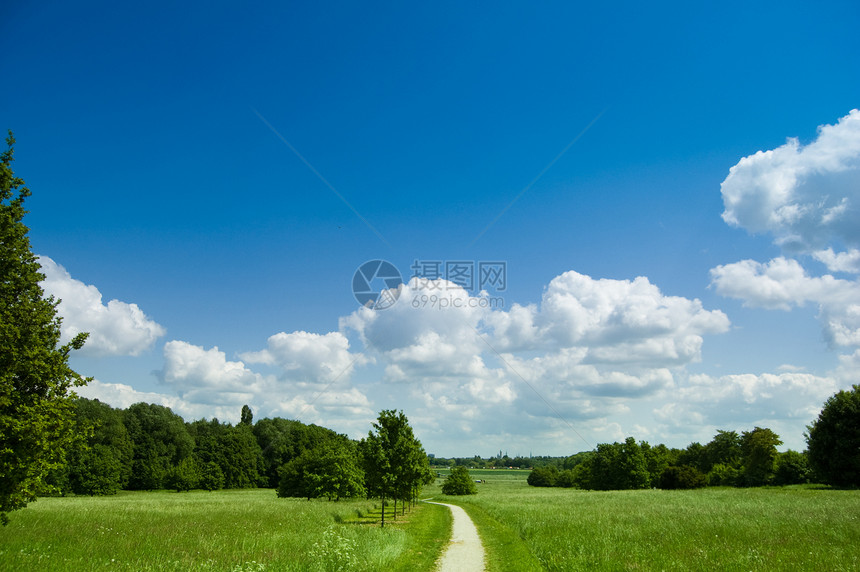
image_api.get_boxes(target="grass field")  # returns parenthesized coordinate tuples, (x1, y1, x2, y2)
(0, 489, 451, 571)
(433, 468, 860, 571)
(3, 471, 859, 571)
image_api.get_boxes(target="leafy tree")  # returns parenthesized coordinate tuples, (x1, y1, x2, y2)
(527, 466, 558, 487)
(586, 438, 650, 490)
(360, 410, 427, 526)
(739, 427, 781, 486)
(707, 462, 740, 487)
(254, 418, 340, 487)
(658, 465, 706, 489)
(66, 398, 133, 495)
(642, 442, 674, 485)
(677, 442, 709, 474)
(773, 450, 811, 486)
(166, 456, 201, 492)
(220, 424, 264, 488)
(705, 430, 742, 473)
(198, 460, 225, 491)
(277, 438, 364, 501)
(806, 384, 860, 487)
(240, 404, 253, 426)
(442, 465, 477, 495)
(0, 133, 90, 524)
(124, 403, 193, 490)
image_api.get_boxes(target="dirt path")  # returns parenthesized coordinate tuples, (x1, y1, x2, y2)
(424, 501, 486, 572)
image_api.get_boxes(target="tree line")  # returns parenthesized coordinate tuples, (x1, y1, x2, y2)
(46, 399, 434, 516)
(527, 385, 860, 490)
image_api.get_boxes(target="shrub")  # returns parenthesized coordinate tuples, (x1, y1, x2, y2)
(442, 466, 477, 495)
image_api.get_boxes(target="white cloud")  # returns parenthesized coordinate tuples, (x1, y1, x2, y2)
(38, 256, 165, 356)
(720, 109, 860, 251)
(155, 338, 374, 433)
(161, 340, 265, 405)
(488, 271, 730, 366)
(654, 372, 840, 449)
(813, 248, 860, 274)
(240, 331, 365, 384)
(710, 257, 860, 347)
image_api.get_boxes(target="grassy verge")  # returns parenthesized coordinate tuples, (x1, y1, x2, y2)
(0, 489, 451, 571)
(433, 469, 860, 571)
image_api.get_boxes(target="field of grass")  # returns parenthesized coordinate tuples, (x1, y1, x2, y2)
(434, 468, 860, 571)
(0, 489, 451, 571)
(4, 471, 859, 571)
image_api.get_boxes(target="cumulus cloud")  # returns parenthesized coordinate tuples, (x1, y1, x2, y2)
(720, 109, 860, 252)
(813, 248, 860, 274)
(160, 340, 265, 405)
(654, 372, 840, 448)
(38, 256, 165, 356)
(336, 272, 730, 447)
(156, 338, 374, 431)
(710, 257, 860, 347)
(485, 271, 730, 367)
(240, 331, 365, 385)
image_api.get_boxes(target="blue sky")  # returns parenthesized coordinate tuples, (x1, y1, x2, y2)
(2, 1, 859, 455)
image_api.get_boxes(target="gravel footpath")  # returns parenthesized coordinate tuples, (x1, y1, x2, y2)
(424, 501, 486, 572)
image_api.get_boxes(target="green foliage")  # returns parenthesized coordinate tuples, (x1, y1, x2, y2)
(739, 427, 782, 486)
(658, 465, 707, 489)
(66, 398, 134, 495)
(166, 456, 201, 492)
(198, 460, 225, 491)
(526, 466, 558, 487)
(124, 403, 194, 490)
(580, 437, 651, 490)
(806, 384, 860, 487)
(773, 450, 811, 486)
(0, 132, 90, 524)
(704, 430, 742, 473)
(240, 404, 253, 426)
(442, 465, 477, 495)
(361, 410, 430, 523)
(707, 463, 741, 487)
(277, 438, 365, 501)
(253, 418, 340, 488)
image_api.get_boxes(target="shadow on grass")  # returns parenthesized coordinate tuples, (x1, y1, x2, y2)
(336, 504, 416, 526)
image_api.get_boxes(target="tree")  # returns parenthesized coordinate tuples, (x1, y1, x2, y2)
(585, 438, 650, 490)
(0, 133, 90, 524)
(442, 466, 477, 495)
(806, 384, 860, 487)
(240, 404, 253, 426)
(66, 398, 133, 495)
(773, 450, 811, 486)
(277, 438, 364, 501)
(360, 410, 428, 526)
(658, 465, 706, 489)
(739, 427, 781, 486)
(527, 466, 558, 487)
(705, 430, 742, 473)
(124, 403, 193, 490)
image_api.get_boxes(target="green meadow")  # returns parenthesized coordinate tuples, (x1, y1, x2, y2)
(433, 468, 860, 571)
(2, 472, 859, 571)
(0, 489, 450, 571)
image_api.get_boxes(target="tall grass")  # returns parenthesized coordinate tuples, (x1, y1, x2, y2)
(436, 469, 860, 571)
(0, 489, 451, 571)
